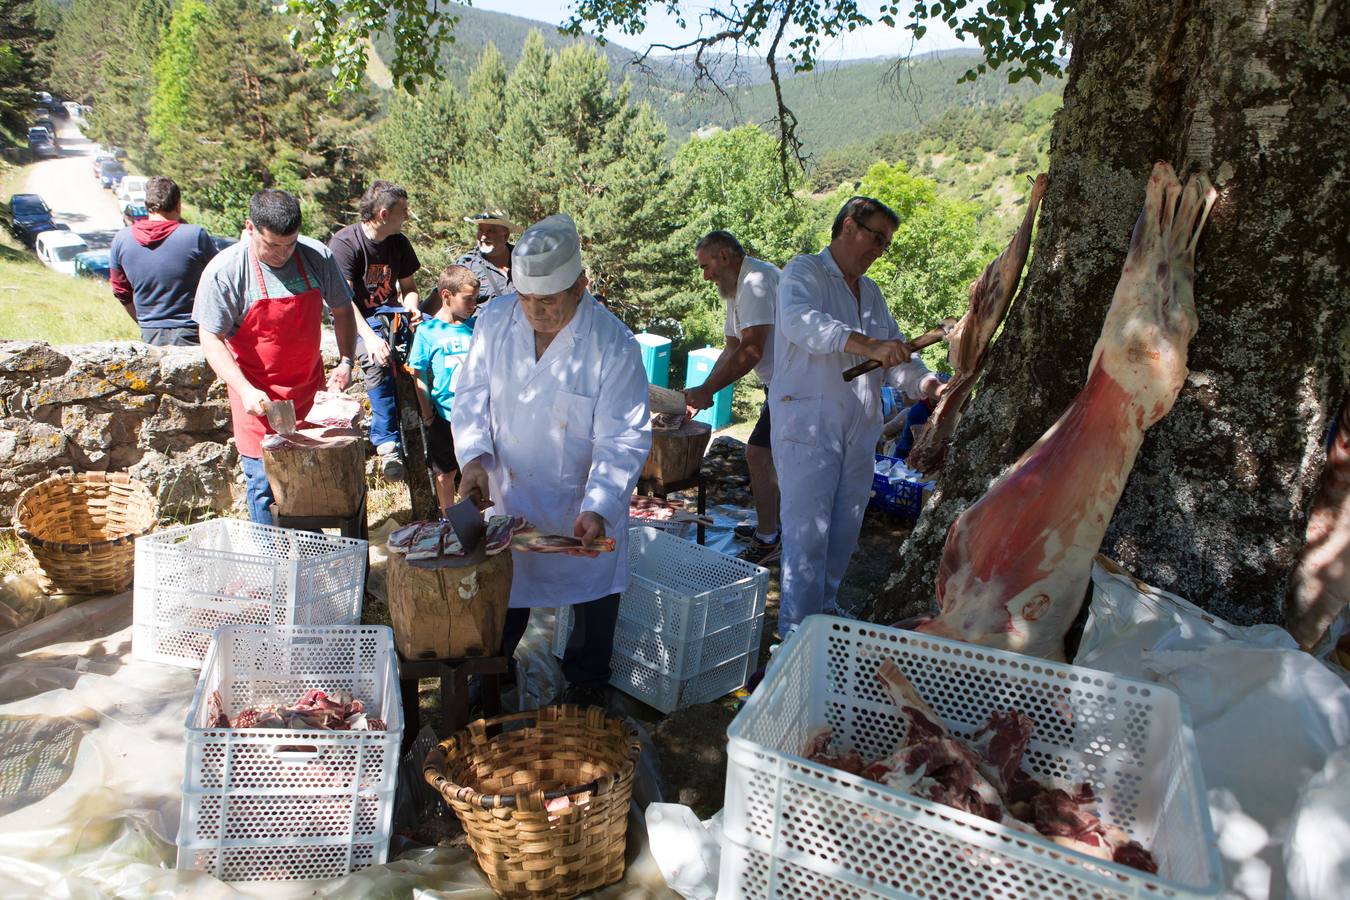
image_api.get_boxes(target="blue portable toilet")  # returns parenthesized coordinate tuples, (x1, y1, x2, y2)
(634, 332, 672, 388)
(685, 347, 733, 429)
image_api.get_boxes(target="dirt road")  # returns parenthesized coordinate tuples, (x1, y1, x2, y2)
(23, 119, 125, 250)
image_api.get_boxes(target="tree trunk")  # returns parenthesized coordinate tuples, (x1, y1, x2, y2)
(877, 0, 1349, 627)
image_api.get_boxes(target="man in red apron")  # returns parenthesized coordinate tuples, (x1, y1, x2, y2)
(194, 190, 359, 523)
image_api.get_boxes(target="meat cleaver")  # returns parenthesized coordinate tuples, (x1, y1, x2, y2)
(841, 317, 960, 382)
(264, 399, 298, 435)
(442, 492, 486, 563)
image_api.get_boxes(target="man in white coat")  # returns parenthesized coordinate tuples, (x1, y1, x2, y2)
(772, 196, 930, 636)
(453, 214, 651, 705)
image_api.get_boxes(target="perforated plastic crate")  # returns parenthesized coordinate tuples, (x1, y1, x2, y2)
(177, 625, 403, 882)
(553, 526, 768, 712)
(134, 519, 365, 668)
(610, 643, 759, 714)
(869, 453, 931, 521)
(720, 616, 1223, 900)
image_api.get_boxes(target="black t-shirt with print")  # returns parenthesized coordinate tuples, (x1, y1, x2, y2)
(327, 223, 421, 316)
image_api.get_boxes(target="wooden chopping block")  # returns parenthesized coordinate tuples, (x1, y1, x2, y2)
(262, 427, 366, 517)
(387, 549, 513, 659)
(641, 418, 712, 485)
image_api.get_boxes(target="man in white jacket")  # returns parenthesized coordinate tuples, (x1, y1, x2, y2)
(453, 214, 652, 705)
(771, 196, 930, 636)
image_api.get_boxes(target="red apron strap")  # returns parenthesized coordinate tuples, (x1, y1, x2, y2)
(248, 248, 271, 301)
(249, 244, 315, 299)
(292, 245, 316, 293)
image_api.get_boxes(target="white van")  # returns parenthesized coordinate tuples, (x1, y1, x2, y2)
(35, 230, 89, 276)
(117, 175, 148, 205)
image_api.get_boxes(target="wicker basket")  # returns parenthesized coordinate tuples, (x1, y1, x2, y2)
(13, 472, 158, 595)
(424, 705, 642, 899)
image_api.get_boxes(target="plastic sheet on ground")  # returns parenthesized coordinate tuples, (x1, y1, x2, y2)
(1078, 558, 1350, 900)
(0, 596, 677, 898)
(643, 560, 1350, 900)
(698, 504, 760, 558)
(644, 805, 722, 900)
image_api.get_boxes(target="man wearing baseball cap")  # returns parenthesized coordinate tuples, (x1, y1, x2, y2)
(453, 214, 651, 707)
(454, 210, 519, 305)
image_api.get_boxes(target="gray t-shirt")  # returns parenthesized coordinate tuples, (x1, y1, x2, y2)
(193, 235, 353, 339)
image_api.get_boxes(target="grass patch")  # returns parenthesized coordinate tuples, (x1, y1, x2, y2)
(0, 530, 35, 579)
(0, 157, 139, 344)
(0, 240, 139, 343)
(366, 471, 411, 529)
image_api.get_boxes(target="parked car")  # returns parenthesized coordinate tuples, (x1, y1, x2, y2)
(34, 91, 65, 117)
(74, 248, 112, 280)
(121, 202, 148, 225)
(64, 101, 84, 119)
(91, 152, 116, 175)
(98, 159, 126, 189)
(31, 120, 58, 145)
(210, 234, 238, 253)
(3, 194, 58, 247)
(27, 128, 57, 159)
(117, 175, 148, 205)
(35, 230, 89, 275)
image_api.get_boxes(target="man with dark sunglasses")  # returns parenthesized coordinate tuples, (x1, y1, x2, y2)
(769, 196, 930, 636)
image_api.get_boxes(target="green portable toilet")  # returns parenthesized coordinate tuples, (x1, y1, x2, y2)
(634, 332, 672, 388)
(685, 346, 733, 429)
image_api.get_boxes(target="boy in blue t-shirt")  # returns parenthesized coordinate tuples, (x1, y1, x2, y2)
(408, 265, 479, 507)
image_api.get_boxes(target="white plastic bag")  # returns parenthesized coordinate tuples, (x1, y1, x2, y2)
(1284, 744, 1350, 900)
(1078, 559, 1350, 899)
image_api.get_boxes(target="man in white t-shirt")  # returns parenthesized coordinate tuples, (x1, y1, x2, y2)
(684, 230, 782, 565)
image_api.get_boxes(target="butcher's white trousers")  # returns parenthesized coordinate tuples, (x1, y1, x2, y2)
(772, 413, 878, 635)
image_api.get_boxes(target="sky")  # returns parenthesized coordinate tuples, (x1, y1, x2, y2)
(469, 2, 971, 62)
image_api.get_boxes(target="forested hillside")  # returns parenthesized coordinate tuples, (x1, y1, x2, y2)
(367, 5, 1061, 156)
(36, 0, 1057, 377)
(662, 50, 1060, 151)
(813, 92, 1062, 231)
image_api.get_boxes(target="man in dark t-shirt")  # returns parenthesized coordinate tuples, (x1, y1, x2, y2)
(109, 175, 217, 346)
(328, 181, 422, 480)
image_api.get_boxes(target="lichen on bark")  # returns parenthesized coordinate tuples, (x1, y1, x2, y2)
(875, 0, 1350, 628)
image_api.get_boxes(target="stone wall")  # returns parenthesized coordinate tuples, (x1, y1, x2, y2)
(0, 340, 239, 525)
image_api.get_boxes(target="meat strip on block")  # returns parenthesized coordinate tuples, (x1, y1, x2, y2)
(908, 174, 1048, 475)
(913, 162, 1217, 660)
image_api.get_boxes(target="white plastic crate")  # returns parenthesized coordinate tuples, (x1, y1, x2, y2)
(553, 526, 768, 711)
(177, 625, 403, 882)
(610, 642, 759, 714)
(134, 518, 365, 668)
(720, 616, 1223, 900)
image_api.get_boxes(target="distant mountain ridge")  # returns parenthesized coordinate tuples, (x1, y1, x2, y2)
(372, 5, 1062, 157)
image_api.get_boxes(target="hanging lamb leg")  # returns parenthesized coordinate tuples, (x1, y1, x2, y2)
(913, 162, 1216, 660)
(909, 173, 1049, 475)
(1285, 396, 1350, 651)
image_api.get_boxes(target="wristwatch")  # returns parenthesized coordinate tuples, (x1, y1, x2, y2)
(337, 356, 353, 368)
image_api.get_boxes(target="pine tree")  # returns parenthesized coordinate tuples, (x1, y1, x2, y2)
(0, 0, 55, 135)
(147, 0, 377, 235)
(379, 79, 469, 253)
(51, 0, 172, 161)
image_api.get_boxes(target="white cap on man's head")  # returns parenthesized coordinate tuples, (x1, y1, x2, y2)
(512, 214, 584, 296)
